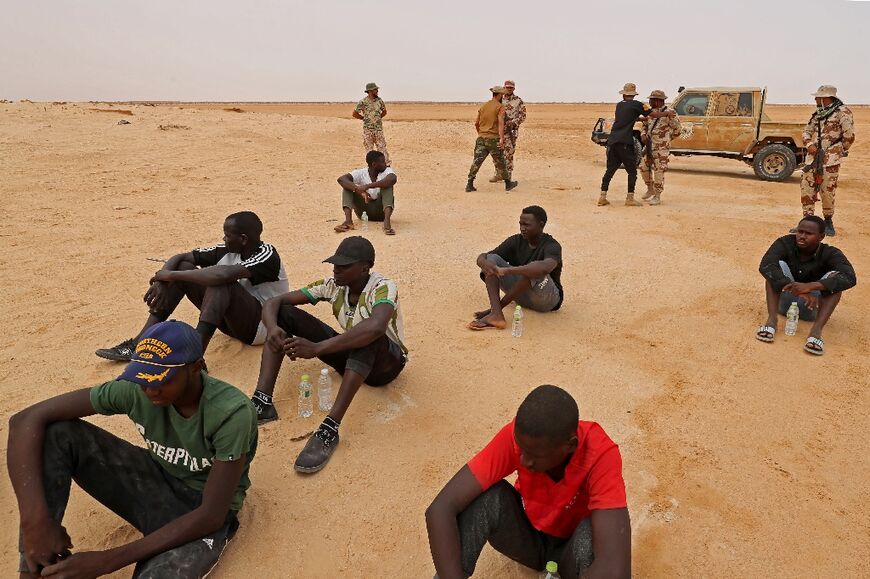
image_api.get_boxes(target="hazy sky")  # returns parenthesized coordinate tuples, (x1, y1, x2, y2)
(2, 0, 869, 103)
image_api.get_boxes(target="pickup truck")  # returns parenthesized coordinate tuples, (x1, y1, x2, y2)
(592, 87, 807, 181)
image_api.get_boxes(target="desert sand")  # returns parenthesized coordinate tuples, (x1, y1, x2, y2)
(1, 100, 868, 578)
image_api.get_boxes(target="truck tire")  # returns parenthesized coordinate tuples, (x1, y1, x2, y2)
(753, 144, 796, 181)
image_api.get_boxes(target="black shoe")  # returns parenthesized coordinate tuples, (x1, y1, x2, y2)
(95, 338, 136, 361)
(824, 217, 836, 236)
(505, 180, 518, 191)
(465, 179, 477, 192)
(251, 396, 278, 424)
(294, 424, 339, 473)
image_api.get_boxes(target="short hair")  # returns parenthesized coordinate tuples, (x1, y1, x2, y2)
(515, 385, 579, 442)
(799, 215, 825, 235)
(521, 205, 548, 225)
(226, 211, 263, 237)
(366, 150, 386, 165)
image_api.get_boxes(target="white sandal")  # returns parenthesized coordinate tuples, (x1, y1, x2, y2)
(756, 325, 776, 343)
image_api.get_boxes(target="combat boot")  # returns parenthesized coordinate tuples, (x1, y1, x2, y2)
(647, 194, 661, 206)
(465, 179, 477, 192)
(625, 193, 643, 207)
(641, 186, 654, 200)
(505, 180, 518, 191)
(488, 175, 501, 183)
(824, 216, 836, 236)
(597, 191, 610, 206)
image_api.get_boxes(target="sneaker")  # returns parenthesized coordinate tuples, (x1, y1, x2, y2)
(505, 180, 518, 191)
(294, 424, 340, 473)
(251, 396, 278, 424)
(95, 338, 136, 361)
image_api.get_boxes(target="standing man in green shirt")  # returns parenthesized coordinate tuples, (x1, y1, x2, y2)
(466, 86, 519, 193)
(7, 321, 257, 578)
(353, 82, 390, 165)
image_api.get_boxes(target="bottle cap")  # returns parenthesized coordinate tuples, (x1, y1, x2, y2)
(321, 368, 329, 375)
(301, 374, 310, 381)
(546, 561, 558, 573)
(515, 305, 522, 310)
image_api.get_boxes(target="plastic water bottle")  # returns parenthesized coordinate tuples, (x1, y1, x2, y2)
(543, 561, 561, 579)
(785, 302, 799, 336)
(361, 211, 369, 231)
(317, 368, 334, 412)
(298, 374, 313, 418)
(511, 305, 524, 337)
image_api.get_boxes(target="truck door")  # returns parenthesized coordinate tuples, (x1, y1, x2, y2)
(707, 91, 756, 153)
(671, 91, 710, 150)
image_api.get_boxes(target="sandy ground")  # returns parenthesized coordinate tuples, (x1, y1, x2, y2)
(1, 100, 868, 578)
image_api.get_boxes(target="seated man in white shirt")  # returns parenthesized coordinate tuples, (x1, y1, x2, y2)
(334, 150, 398, 235)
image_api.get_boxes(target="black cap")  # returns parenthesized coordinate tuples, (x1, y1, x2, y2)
(323, 236, 375, 266)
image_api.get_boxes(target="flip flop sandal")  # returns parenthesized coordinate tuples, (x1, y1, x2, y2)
(384, 227, 396, 235)
(804, 336, 824, 356)
(756, 325, 776, 343)
(333, 223, 355, 233)
(467, 319, 503, 331)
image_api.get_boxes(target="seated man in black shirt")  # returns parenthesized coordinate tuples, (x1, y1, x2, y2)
(599, 82, 675, 207)
(757, 215, 856, 355)
(469, 206, 563, 330)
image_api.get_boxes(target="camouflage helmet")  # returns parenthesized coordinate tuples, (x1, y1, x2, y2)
(647, 89, 667, 100)
(619, 82, 638, 96)
(811, 85, 837, 98)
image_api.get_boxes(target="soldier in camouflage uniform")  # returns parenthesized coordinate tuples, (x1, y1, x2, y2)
(639, 89, 681, 206)
(353, 82, 390, 165)
(466, 86, 518, 192)
(489, 80, 527, 182)
(799, 85, 855, 236)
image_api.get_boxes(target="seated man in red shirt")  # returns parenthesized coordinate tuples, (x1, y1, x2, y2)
(425, 385, 630, 579)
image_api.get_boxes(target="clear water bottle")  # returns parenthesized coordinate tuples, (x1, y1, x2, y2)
(361, 211, 369, 231)
(543, 561, 560, 579)
(317, 368, 334, 412)
(785, 302, 799, 336)
(511, 305, 524, 337)
(298, 374, 313, 418)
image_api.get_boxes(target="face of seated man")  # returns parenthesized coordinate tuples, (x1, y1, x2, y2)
(795, 219, 824, 251)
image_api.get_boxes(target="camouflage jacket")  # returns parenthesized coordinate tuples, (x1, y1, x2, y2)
(641, 108, 682, 151)
(802, 105, 855, 167)
(502, 94, 526, 129)
(355, 96, 386, 131)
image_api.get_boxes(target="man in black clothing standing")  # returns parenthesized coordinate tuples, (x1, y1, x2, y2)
(468, 206, 563, 331)
(756, 215, 856, 355)
(598, 83, 675, 207)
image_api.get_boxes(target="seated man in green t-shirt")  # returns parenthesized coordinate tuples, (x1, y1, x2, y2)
(7, 321, 257, 579)
(469, 205, 564, 330)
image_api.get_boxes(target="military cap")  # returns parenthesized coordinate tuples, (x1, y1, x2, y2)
(364, 82, 380, 92)
(503, 80, 516, 88)
(490, 85, 506, 94)
(648, 89, 667, 100)
(811, 85, 837, 98)
(619, 82, 638, 96)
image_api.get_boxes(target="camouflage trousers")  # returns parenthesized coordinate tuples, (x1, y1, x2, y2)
(492, 127, 519, 175)
(363, 128, 390, 165)
(469, 137, 509, 181)
(801, 164, 839, 218)
(640, 153, 669, 196)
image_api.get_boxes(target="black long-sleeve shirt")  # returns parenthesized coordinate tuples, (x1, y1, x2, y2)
(759, 235, 856, 294)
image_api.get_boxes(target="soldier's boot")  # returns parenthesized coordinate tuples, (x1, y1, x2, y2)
(824, 216, 836, 236)
(505, 180, 518, 192)
(597, 191, 610, 206)
(624, 193, 643, 207)
(641, 186, 655, 200)
(647, 194, 661, 206)
(488, 174, 501, 183)
(465, 179, 477, 192)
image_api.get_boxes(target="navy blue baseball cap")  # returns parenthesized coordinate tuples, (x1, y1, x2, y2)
(119, 321, 203, 388)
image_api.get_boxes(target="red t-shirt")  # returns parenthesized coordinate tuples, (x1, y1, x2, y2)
(467, 419, 627, 538)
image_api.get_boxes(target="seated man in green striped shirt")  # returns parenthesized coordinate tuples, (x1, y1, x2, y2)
(250, 236, 408, 473)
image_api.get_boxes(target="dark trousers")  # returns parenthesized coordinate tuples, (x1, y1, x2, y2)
(277, 305, 405, 385)
(601, 142, 638, 193)
(458, 481, 593, 579)
(153, 278, 261, 345)
(18, 420, 239, 578)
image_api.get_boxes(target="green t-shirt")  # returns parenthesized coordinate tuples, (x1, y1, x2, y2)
(89, 372, 258, 511)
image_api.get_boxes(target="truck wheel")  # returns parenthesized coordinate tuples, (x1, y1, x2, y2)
(753, 144, 796, 181)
